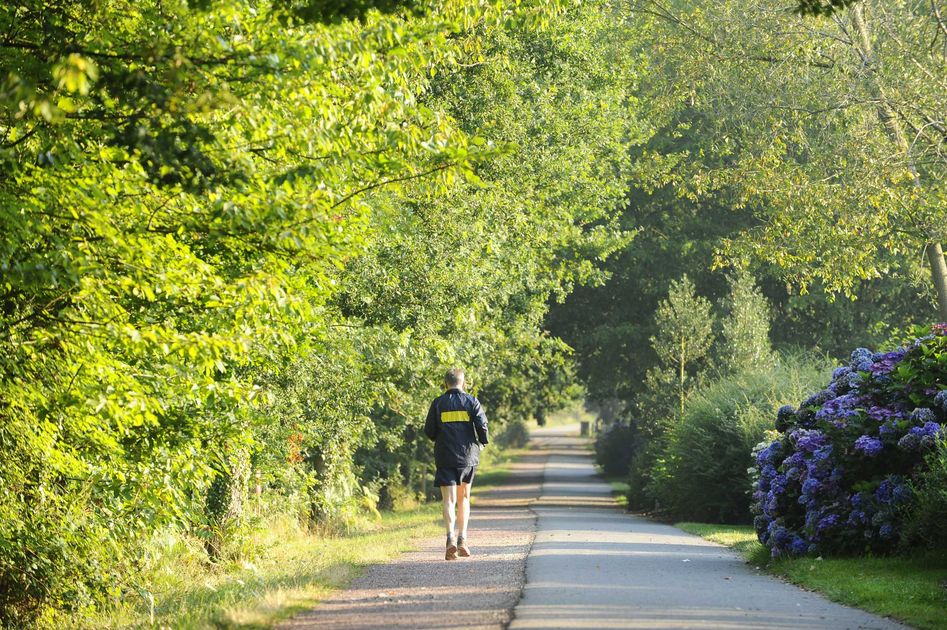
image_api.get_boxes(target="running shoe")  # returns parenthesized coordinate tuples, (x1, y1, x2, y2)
(445, 535, 458, 561)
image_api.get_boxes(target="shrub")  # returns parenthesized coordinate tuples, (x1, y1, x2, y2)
(627, 440, 663, 510)
(902, 437, 947, 551)
(654, 357, 826, 523)
(752, 324, 947, 557)
(495, 419, 531, 449)
(595, 422, 635, 477)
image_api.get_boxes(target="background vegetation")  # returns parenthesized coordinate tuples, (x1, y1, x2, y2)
(2, 0, 946, 625)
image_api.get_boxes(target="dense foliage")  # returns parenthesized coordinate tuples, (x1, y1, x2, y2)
(902, 437, 947, 552)
(627, 0, 947, 317)
(652, 357, 827, 523)
(752, 326, 947, 556)
(548, 0, 945, 552)
(595, 423, 636, 477)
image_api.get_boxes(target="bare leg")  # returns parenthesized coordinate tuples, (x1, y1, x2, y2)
(457, 482, 471, 539)
(440, 485, 457, 538)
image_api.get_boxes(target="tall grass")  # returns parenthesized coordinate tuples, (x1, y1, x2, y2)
(84, 505, 441, 629)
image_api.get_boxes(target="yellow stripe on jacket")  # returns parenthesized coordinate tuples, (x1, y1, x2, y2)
(441, 410, 469, 423)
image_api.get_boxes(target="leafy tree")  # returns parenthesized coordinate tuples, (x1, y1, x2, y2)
(717, 271, 774, 374)
(650, 275, 715, 416)
(795, 0, 860, 16)
(1, 0, 624, 623)
(629, 0, 947, 319)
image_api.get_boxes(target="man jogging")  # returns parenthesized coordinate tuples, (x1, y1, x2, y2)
(424, 368, 489, 561)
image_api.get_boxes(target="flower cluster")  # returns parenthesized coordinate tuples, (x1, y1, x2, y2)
(752, 325, 947, 556)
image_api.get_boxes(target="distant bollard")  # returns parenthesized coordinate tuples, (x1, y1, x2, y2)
(580, 421, 590, 437)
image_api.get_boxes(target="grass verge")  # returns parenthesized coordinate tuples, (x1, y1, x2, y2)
(603, 475, 630, 509)
(89, 506, 442, 629)
(474, 445, 527, 491)
(677, 522, 947, 630)
(88, 447, 523, 629)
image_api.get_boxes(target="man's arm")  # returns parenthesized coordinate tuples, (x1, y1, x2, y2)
(471, 398, 488, 445)
(423, 401, 438, 441)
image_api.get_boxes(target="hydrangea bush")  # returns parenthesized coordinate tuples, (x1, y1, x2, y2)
(751, 324, 947, 556)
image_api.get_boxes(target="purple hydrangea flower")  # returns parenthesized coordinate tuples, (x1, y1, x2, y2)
(847, 509, 867, 526)
(801, 477, 822, 496)
(753, 331, 947, 557)
(879, 421, 900, 437)
(801, 390, 834, 409)
(810, 444, 834, 464)
(909, 422, 942, 438)
(815, 394, 861, 422)
(850, 347, 872, 367)
(854, 435, 884, 456)
(793, 429, 827, 453)
(756, 441, 782, 467)
(898, 433, 921, 451)
(847, 371, 864, 390)
(868, 406, 899, 422)
(832, 366, 852, 381)
(869, 349, 906, 375)
(874, 477, 902, 504)
(790, 536, 810, 555)
(934, 390, 947, 413)
(817, 513, 840, 532)
(785, 452, 805, 468)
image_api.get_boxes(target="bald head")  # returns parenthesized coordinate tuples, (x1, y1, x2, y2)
(444, 368, 465, 390)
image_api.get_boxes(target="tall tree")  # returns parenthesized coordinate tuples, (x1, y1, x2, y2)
(0, 0, 599, 622)
(650, 275, 715, 415)
(629, 0, 947, 320)
(718, 271, 774, 374)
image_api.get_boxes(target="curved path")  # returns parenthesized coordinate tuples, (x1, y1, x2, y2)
(281, 425, 909, 629)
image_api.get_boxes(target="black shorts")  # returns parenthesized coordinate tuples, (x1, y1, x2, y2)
(434, 466, 476, 487)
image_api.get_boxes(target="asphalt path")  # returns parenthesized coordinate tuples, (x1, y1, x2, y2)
(510, 425, 909, 630)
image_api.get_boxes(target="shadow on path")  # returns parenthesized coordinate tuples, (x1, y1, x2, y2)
(509, 430, 909, 630)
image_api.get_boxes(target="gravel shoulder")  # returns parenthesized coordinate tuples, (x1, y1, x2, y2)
(278, 446, 547, 630)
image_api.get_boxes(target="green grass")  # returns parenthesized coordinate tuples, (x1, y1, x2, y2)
(84, 448, 525, 629)
(474, 446, 528, 491)
(603, 475, 630, 509)
(87, 506, 443, 629)
(677, 522, 947, 630)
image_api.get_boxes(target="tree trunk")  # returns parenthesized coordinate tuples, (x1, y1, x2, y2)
(204, 447, 251, 561)
(679, 338, 685, 418)
(849, 5, 947, 320)
(927, 243, 947, 321)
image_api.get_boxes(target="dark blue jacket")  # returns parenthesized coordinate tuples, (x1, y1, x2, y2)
(424, 388, 489, 468)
